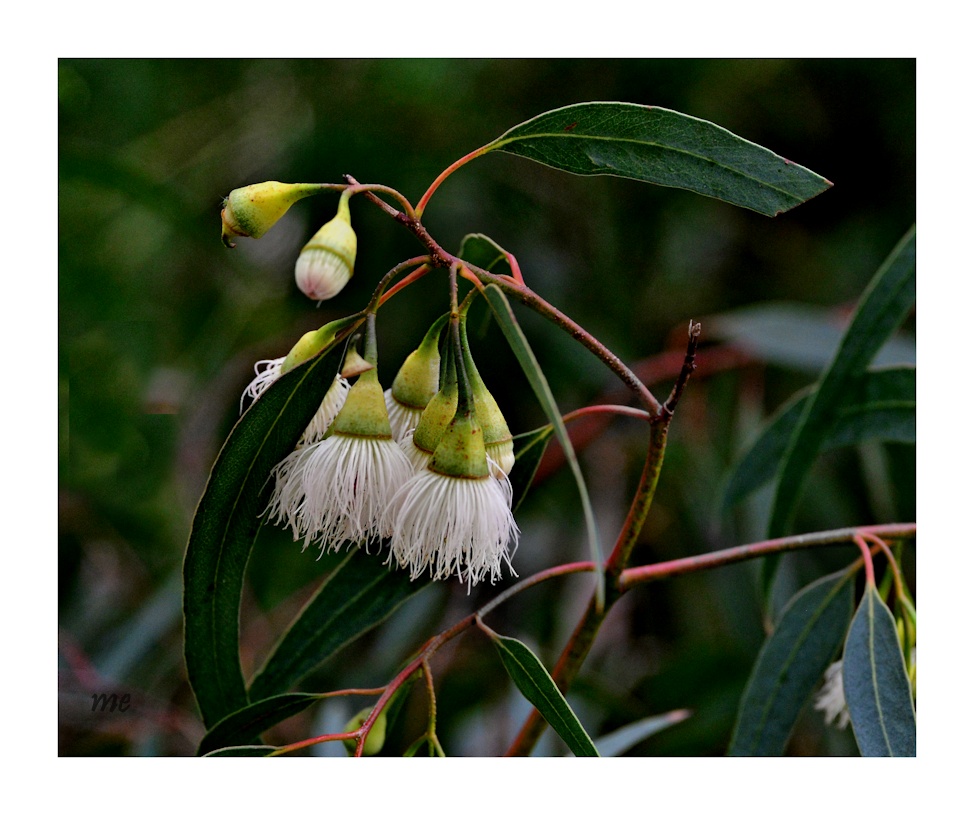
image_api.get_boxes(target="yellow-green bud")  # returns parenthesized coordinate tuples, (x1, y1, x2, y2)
(279, 315, 363, 375)
(429, 412, 490, 479)
(342, 706, 387, 757)
(412, 379, 459, 455)
(221, 181, 319, 247)
(295, 194, 356, 300)
(331, 371, 393, 438)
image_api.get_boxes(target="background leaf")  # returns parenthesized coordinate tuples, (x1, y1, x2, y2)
(488, 631, 599, 757)
(458, 233, 516, 277)
(483, 102, 831, 216)
(248, 551, 430, 701)
(727, 569, 855, 755)
(843, 585, 916, 756)
(510, 426, 554, 512)
(183, 336, 352, 728)
(710, 303, 915, 375)
(767, 226, 915, 539)
(724, 366, 915, 511)
(198, 693, 323, 755)
(202, 745, 277, 757)
(590, 709, 691, 757)
(483, 284, 603, 607)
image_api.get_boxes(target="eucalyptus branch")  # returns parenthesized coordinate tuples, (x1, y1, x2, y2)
(662, 321, 702, 416)
(415, 146, 491, 218)
(342, 174, 416, 219)
(366, 256, 431, 312)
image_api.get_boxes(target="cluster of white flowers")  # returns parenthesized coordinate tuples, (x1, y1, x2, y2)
(241, 329, 520, 589)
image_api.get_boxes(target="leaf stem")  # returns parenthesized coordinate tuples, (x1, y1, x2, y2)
(562, 404, 652, 424)
(366, 256, 430, 313)
(415, 146, 491, 218)
(853, 535, 876, 586)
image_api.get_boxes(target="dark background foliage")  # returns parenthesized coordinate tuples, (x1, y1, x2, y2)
(58, 58, 915, 756)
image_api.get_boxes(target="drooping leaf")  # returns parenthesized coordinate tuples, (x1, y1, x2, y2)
(198, 693, 323, 755)
(710, 302, 915, 375)
(202, 745, 277, 757)
(483, 284, 603, 608)
(510, 426, 554, 512)
(248, 550, 431, 701)
(487, 631, 599, 757)
(724, 366, 915, 511)
(843, 585, 916, 757)
(728, 570, 855, 756)
(458, 233, 516, 277)
(482, 102, 831, 217)
(184, 331, 356, 728)
(590, 709, 691, 757)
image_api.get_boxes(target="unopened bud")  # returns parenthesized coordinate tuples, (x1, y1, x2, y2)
(295, 194, 356, 300)
(343, 706, 387, 757)
(220, 181, 319, 247)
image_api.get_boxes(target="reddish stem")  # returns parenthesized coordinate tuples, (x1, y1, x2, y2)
(416, 146, 490, 217)
(853, 535, 876, 586)
(378, 264, 432, 307)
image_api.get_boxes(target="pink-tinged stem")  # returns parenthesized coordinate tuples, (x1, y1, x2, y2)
(378, 263, 433, 307)
(416, 146, 491, 218)
(618, 523, 914, 591)
(562, 404, 652, 424)
(859, 531, 909, 602)
(853, 535, 876, 586)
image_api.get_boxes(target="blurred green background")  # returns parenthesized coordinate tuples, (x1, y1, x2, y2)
(58, 58, 915, 756)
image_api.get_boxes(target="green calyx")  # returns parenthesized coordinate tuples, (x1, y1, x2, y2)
(390, 314, 448, 410)
(429, 412, 490, 480)
(411, 343, 458, 454)
(280, 315, 363, 374)
(221, 181, 321, 247)
(331, 369, 392, 438)
(460, 319, 513, 448)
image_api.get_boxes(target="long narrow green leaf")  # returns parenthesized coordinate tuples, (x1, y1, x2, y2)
(202, 745, 277, 757)
(723, 366, 915, 511)
(727, 569, 855, 755)
(510, 426, 554, 512)
(488, 632, 599, 757)
(198, 693, 323, 755)
(483, 102, 831, 217)
(248, 551, 430, 701)
(483, 284, 603, 608)
(843, 585, 916, 756)
(183, 335, 353, 728)
(768, 226, 915, 540)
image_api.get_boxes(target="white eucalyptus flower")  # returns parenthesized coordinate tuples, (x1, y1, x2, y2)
(814, 661, 850, 729)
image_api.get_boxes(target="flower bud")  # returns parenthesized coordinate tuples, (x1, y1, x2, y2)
(342, 706, 387, 757)
(385, 314, 447, 442)
(295, 194, 356, 300)
(461, 320, 514, 476)
(220, 181, 319, 247)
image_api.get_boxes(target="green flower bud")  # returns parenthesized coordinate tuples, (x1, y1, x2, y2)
(429, 411, 490, 480)
(461, 320, 514, 476)
(331, 369, 393, 438)
(343, 706, 387, 757)
(279, 315, 363, 375)
(295, 194, 356, 300)
(221, 181, 319, 247)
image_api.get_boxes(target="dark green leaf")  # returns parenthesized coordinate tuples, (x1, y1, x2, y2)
(483, 102, 831, 217)
(202, 745, 277, 757)
(198, 693, 323, 755)
(510, 426, 554, 512)
(457, 233, 516, 277)
(184, 333, 355, 728)
(591, 709, 691, 757)
(843, 585, 916, 756)
(728, 570, 855, 755)
(248, 551, 430, 701)
(483, 285, 603, 607)
(724, 366, 915, 511)
(488, 632, 599, 757)
(768, 226, 915, 539)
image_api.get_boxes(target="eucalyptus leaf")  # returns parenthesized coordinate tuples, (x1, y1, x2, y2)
(202, 745, 277, 757)
(723, 366, 915, 511)
(248, 551, 430, 702)
(458, 233, 516, 277)
(728, 570, 855, 756)
(710, 303, 916, 375)
(768, 226, 915, 539)
(843, 585, 916, 756)
(483, 102, 831, 216)
(483, 284, 603, 608)
(591, 709, 691, 757)
(198, 693, 323, 755)
(488, 631, 599, 757)
(510, 426, 554, 512)
(184, 334, 354, 728)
